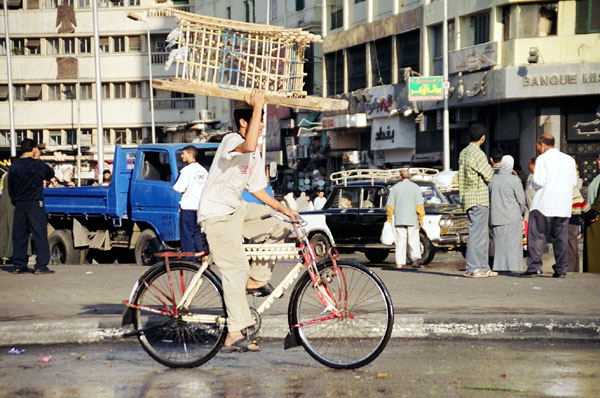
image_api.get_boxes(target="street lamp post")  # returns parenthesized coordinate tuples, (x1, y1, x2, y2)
(127, 12, 156, 144)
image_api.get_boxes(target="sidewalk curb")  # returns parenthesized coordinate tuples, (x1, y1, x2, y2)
(1, 314, 598, 346)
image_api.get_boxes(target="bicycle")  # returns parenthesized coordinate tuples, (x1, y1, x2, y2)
(122, 214, 394, 369)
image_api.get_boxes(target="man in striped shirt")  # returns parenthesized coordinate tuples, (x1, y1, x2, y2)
(458, 124, 495, 278)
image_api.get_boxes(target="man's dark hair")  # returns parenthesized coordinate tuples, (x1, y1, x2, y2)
(233, 109, 263, 130)
(20, 138, 37, 154)
(469, 123, 486, 142)
(529, 156, 537, 163)
(182, 145, 197, 159)
(103, 169, 111, 175)
(537, 134, 555, 146)
(490, 147, 504, 163)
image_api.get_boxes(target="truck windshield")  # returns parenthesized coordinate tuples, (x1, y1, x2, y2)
(175, 148, 217, 172)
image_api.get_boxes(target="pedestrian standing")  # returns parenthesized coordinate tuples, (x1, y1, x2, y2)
(568, 188, 596, 272)
(584, 154, 600, 273)
(0, 157, 18, 263)
(8, 139, 55, 274)
(198, 90, 296, 352)
(522, 134, 577, 278)
(173, 145, 209, 256)
(524, 157, 536, 221)
(313, 189, 327, 210)
(458, 123, 496, 278)
(489, 155, 526, 273)
(385, 169, 424, 269)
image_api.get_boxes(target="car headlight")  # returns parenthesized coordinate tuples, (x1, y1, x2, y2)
(439, 217, 453, 233)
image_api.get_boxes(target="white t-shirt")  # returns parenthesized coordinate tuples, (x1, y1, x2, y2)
(313, 196, 327, 210)
(197, 133, 267, 222)
(530, 148, 577, 218)
(173, 162, 208, 210)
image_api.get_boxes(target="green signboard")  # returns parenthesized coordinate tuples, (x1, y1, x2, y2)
(408, 76, 444, 101)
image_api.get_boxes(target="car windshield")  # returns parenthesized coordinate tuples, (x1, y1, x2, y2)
(419, 183, 447, 205)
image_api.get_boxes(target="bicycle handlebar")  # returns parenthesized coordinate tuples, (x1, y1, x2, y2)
(261, 213, 306, 225)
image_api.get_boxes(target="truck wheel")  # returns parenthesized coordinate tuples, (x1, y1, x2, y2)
(135, 229, 162, 266)
(420, 232, 436, 265)
(309, 233, 331, 262)
(365, 250, 389, 263)
(49, 229, 81, 265)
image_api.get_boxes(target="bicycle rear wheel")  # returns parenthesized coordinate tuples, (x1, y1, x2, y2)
(288, 260, 393, 369)
(131, 261, 227, 368)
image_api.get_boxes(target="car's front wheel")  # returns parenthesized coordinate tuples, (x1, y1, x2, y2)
(309, 232, 331, 262)
(420, 232, 436, 265)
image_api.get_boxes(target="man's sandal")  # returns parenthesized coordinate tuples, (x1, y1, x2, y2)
(221, 338, 261, 353)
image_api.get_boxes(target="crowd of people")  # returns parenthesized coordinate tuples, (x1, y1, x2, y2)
(457, 123, 599, 278)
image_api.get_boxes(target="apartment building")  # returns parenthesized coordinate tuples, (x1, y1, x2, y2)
(0, 0, 196, 180)
(321, 0, 600, 184)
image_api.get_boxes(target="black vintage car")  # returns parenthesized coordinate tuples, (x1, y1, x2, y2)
(300, 173, 469, 264)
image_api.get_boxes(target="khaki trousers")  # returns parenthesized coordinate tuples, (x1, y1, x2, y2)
(202, 202, 290, 332)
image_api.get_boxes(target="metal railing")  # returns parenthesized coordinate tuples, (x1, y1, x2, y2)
(154, 98, 195, 109)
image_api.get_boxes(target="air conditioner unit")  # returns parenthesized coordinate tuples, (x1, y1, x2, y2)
(456, 107, 477, 122)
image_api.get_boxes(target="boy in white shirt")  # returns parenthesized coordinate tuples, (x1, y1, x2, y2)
(173, 145, 209, 255)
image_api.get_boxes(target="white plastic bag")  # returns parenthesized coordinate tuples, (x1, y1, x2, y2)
(380, 221, 395, 245)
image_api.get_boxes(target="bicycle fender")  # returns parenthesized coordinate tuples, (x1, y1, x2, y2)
(122, 280, 139, 326)
(283, 331, 300, 350)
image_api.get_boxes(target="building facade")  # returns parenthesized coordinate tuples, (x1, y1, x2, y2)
(0, 0, 196, 181)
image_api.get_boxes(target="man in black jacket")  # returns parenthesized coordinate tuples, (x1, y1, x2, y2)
(8, 139, 55, 274)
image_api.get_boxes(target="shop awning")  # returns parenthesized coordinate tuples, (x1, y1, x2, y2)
(24, 85, 42, 100)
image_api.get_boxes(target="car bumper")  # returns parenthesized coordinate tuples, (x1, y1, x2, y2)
(435, 233, 468, 248)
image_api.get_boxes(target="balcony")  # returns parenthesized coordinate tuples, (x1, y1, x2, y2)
(154, 98, 195, 110)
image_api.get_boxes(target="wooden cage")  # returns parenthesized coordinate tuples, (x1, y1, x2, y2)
(153, 9, 348, 111)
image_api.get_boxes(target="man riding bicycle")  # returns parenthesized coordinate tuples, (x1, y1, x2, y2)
(198, 89, 297, 353)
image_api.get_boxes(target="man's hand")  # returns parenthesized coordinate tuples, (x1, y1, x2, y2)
(244, 89, 265, 109)
(281, 206, 298, 220)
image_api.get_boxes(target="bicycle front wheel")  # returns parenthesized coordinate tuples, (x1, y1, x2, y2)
(131, 261, 227, 368)
(289, 260, 394, 369)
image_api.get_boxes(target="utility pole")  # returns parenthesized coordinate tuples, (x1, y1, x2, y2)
(3, 0, 16, 157)
(92, 0, 104, 184)
(442, 0, 450, 171)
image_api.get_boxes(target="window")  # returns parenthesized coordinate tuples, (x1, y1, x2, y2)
(103, 129, 111, 145)
(14, 85, 26, 101)
(113, 36, 125, 53)
(114, 83, 126, 99)
(131, 128, 143, 144)
(99, 37, 109, 53)
(48, 84, 61, 100)
(504, 3, 557, 39)
(576, 0, 600, 33)
(371, 37, 392, 86)
(63, 84, 76, 99)
(331, 188, 361, 209)
(226, 6, 231, 19)
(129, 0, 140, 5)
(128, 36, 141, 52)
(80, 129, 92, 147)
(331, 3, 343, 30)
(432, 20, 455, 60)
(130, 82, 141, 98)
(141, 151, 172, 182)
(101, 83, 110, 99)
(361, 187, 382, 208)
(0, 85, 7, 101)
(269, 0, 277, 21)
(471, 12, 490, 45)
(45, 0, 58, 9)
(348, 44, 366, 91)
(12, 39, 24, 55)
(78, 0, 90, 8)
(295, 0, 304, 11)
(80, 83, 92, 100)
(109, 0, 124, 6)
(63, 38, 75, 54)
(79, 37, 91, 54)
(27, 0, 40, 9)
(16, 131, 27, 145)
(24, 85, 42, 101)
(244, 0, 255, 23)
(49, 130, 62, 146)
(47, 38, 59, 55)
(396, 29, 420, 78)
(0, 41, 6, 55)
(325, 50, 344, 95)
(31, 130, 43, 145)
(114, 129, 126, 145)
(66, 129, 76, 146)
(26, 39, 40, 55)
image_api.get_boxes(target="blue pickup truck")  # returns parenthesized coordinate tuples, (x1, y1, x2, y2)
(44, 143, 218, 266)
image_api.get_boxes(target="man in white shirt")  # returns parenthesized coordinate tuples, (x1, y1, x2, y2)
(198, 90, 297, 353)
(173, 145, 209, 256)
(313, 190, 327, 210)
(522, 134, 577, 278)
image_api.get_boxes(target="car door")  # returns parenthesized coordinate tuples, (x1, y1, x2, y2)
(358, 185, 388, 243)
(130, 149, 179, 241)
(325, 186, 361, 244)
